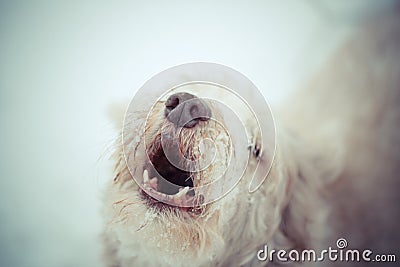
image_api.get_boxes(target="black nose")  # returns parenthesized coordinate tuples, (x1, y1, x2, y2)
(165, 93, 211, 128)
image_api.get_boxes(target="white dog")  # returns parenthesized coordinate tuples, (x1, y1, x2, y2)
(102, 9, 399, 267)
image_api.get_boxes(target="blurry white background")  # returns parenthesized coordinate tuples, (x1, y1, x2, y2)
(0, 1, 395, 266)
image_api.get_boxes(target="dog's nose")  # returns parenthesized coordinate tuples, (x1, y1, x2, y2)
(165, 92, 211, 128)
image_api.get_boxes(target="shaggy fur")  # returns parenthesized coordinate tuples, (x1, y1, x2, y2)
(102, 9, 400, 267)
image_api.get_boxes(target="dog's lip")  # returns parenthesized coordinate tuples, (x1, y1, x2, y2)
(141, 169, 200, 207)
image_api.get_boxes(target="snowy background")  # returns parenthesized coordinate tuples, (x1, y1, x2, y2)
(0, 1, 396, 266)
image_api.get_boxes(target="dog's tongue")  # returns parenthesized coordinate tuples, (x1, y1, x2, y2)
(142, 169, 195, 206)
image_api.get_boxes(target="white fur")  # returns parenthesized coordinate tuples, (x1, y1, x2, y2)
(103, 10, 400, 267)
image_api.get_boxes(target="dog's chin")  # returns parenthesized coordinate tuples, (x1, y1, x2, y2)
(119, 155, 230, 264)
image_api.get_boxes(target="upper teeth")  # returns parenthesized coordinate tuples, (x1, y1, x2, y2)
(175, 187, 189, 198)
(143, 169, 149, 183)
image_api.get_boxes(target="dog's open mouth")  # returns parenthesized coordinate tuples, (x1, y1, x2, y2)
(140, 123, 208, 210)
(141, 143, 203, 208)
(138, 92, 217, 210)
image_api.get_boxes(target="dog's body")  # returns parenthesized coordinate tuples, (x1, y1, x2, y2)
(103, 9, 400, 267)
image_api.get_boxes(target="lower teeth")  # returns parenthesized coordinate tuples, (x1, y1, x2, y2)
(142, 169, 195, 206)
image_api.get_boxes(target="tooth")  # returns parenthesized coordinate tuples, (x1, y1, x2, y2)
(175, 187, 189, 199)
(143, 169, 149, 184)
(149, 177, 158, 190)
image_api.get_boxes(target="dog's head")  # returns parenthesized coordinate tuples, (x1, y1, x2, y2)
(104, 86, 288, 266)
(118, 88, 263, 203)
(103, 60, 351, 267)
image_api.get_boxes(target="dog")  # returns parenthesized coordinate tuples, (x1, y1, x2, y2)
(102, 8, 400, 267)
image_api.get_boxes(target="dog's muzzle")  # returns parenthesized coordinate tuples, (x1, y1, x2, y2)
(140, 92, 214, 209)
